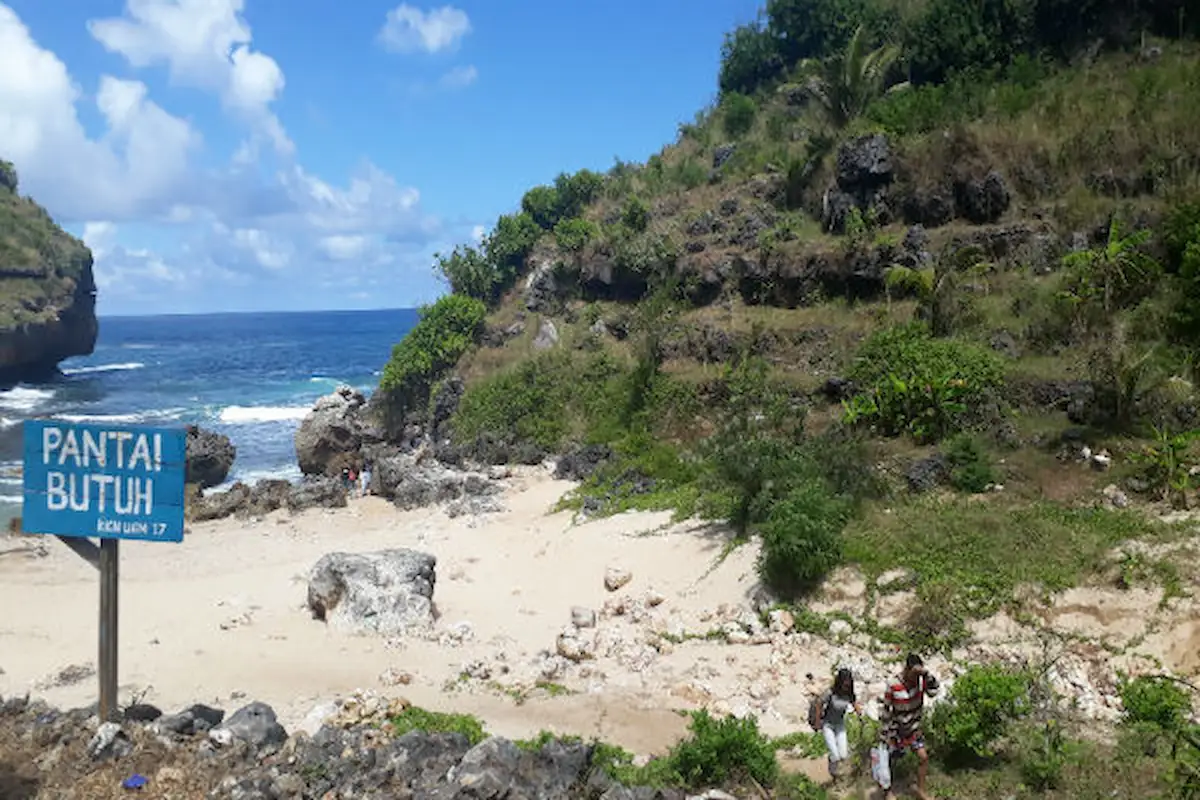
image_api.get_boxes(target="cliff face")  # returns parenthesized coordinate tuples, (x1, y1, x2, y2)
(0, 160, 98, 378)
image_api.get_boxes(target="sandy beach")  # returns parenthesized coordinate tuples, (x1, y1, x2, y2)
(0, 467, 840, 760)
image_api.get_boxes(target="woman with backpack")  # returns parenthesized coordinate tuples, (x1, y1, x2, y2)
(813, 667, 863, 780)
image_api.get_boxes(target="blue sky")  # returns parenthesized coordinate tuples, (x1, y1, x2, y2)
(0, 1, 761, 316)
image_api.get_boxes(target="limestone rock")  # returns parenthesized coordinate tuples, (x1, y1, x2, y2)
(185, 426, 236, 489)
(307, 549, 437, 635)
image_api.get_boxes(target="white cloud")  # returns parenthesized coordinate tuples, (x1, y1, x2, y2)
(379, 4, 470, 54)
(87, 0, 292, 155)
(470, 224, 486, 243)
(439, 64, 477, 89)
(319, 234, 369, 262)
(0, 4, 198, 221)
(80, 221, 187, 296)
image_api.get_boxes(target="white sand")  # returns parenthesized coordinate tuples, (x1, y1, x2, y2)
(0, 468, 833, 756)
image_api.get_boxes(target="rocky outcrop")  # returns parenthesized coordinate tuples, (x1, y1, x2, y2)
(294, 385, 380, 477)
(184, 426, 236, 489)
(307, 549, 438, 635)
(188, 476, 347, 521)
(0, 160, 97, 379)
(370, 451, 505, 513)
(0, 694, 693, 799)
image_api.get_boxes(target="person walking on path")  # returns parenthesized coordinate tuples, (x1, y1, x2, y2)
(815, 667, 863, 781)
(873, 653, 940, 800)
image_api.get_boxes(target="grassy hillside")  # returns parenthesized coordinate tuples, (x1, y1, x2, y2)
(373, 4, 1200, 794)
(0, 159, 93, 330)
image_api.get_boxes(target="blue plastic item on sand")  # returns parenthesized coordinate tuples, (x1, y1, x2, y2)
(122, 774, 148, 790)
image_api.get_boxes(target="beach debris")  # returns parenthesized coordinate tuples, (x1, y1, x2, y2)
(121, 773, 148, 791)
(604, 566, 633, 592)
(307, 549, 437, 636)
(36, 662, 95, 690)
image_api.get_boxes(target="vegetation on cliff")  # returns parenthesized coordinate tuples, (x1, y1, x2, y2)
(0, 160, 97, 370)
(372, 3, 1200, 791)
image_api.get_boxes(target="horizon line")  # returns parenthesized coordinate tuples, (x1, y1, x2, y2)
(98, 306, 421, 321)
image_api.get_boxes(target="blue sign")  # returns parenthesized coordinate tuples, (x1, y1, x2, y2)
(22, 420, 186, 543)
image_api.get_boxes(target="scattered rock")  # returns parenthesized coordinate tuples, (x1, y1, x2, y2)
(554, 444, 613, 481)
(906, 455, 950, 493)
(604, 566, 633, 592)
(307, 549, 437, 635)
(955, 171, 1011, 224)
(294, 385, 377, 477)
(371, 453, 503, 511)
(185, 426, 236, 489)
(1102, 484, 1130, 509)
(524, 260, 561, 313)
(712, 144, 737, 170)
(87, 722, 132, 761)
(571, 606, 597, 629)
(533, 318, 560, 350)
(215, 702, 287, 749)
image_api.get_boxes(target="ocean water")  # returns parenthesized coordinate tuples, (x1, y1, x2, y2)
(0, 308, 418, 517)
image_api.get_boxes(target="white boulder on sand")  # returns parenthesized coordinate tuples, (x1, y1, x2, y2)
(306, 549, 437, 635)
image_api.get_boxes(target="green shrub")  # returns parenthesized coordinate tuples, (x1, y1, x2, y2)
(666, 710, 779, 789)
(435, 245, 495, 302)
(756, 482, 850, 597)
(1019, 720, 1069, 791)
(928, 664, 1031, 766)
(521, 185, 562, 230)
(451, 354, 571, 451)
(390, 706, 486, 745)
(553, 217, 598, 253)
(722, 92, 758, 137)
(843, 323, 1006, 443)
(943, 434, 996, 493)
(553, 169, 604, 219)
(718, 18, 785, 96)
(1120, 676, 1192, 731)
(484, 212, 541, 279)
(621, 196, 651, 233)
(378, 295, 487, 425)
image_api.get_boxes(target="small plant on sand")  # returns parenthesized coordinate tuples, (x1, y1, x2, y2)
(1131, 426, 1199, 508)
(389, 706, 487, 745)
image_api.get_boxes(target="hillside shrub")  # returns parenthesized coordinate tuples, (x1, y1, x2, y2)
(553, 217, 598, 253)
(1120, 676, 1192, 731)
(944, 434, 996, 493)
(378, 295, 487, 425)
(484, 212, 541, 279)
(521, 185, 562, 230)
(435, 245, 494, 302)
(666, 710, 779, 788)
(843, 323, 1006, 443)
(756, 482, 850, 596)
(722, 92, 758, 137)
(621, 196, 651, 233)
(928, 664, 1031, 766)
(451, 353, 573, 451)
(553, 169, 604, 220)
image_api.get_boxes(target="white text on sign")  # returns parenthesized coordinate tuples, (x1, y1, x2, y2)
(41, 426, 164, 515)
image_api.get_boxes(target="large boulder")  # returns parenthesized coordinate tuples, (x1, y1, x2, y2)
(185, 425, 236, 489)
(295, 385, 374, 477)
(370, 453, 503, 511)
(307, 549, 437, 635)
(188, 477, 346, 521)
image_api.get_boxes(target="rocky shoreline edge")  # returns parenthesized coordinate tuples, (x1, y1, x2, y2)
(0, 691, 722, 800)
(186, 383, 602, 524)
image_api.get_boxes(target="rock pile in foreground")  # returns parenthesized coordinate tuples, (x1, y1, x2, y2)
(0, 695, 707, 800)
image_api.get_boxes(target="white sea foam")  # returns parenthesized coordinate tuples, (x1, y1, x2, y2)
(0, 386, 54, 412)
(208, 464, 302, 492)
(0, 494, 21, 505)
(0, 417, 18, 429)
(218, 405, 309, 424)
(54, 412, 146, 424)
(61, 361, 145, 376)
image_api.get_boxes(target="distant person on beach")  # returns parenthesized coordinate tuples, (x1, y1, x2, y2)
(814, 667, 863, 781)
(873, 653, 940, 800)
(340, 467, 351, 493)
(360, 466, 370, 496)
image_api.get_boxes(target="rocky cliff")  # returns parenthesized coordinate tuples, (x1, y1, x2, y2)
(0, 160, 97, 378)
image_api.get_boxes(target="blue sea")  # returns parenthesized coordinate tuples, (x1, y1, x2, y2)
(0, 308, 418, 519)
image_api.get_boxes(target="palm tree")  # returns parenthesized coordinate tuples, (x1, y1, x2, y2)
(885, 246, 990, 336)
(798, 25, 907, 129)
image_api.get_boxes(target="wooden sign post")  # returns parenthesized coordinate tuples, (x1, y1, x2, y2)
(21, 420, 186, 722)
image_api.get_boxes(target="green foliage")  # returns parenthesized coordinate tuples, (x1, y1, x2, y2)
(799, 23, 905, 129)
(843, 323, 1006, 443)
(554, 169, 604, 219)
(1018, 720, 1069, 791)
(378, 295, 487, 424)
(621, 196, 651, 233)
(435, 212, 540, 304)
(1131, 426, 1199, 507)
(757, 482, 850, 596)
(722, 92, 758, 137)
(1165, 202, 1200, 348)
(1120, 676, 1192, 731)
(521, 185, 561, 230)
(389, 706, 487, 745)
(664, 710, 780, 789)
(928, 664, 1031, 766)
(1060, 217, 1160, 335)
(0, 159, 16, 193)
(553, 217, 599, 253)
(844, 498, 1170, 620)
(904, 0, 1036, 86)
(944, 434, 996, 493)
